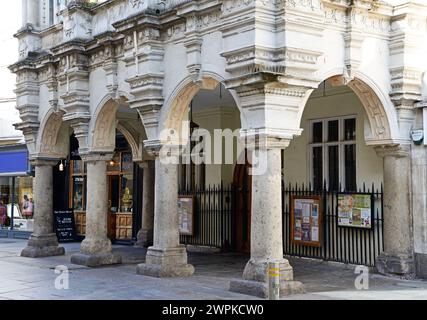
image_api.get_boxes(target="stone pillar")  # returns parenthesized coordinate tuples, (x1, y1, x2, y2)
(71, 155, 122, 267)
(136, 149, 194, 277)
(376, 145, 415, 278)
(135, 161, 155, 248)
(21, 160, 65, 258)
(230, 141, 304, 298)
(22, 0, 39, 28)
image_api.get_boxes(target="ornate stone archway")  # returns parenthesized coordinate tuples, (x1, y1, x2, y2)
(36, 109, 70, 159)
(297, 72, 402, 146)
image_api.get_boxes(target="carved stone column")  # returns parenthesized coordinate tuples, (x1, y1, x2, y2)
(230, 138, 304, 298)
(71, 154, 122, 267)
(135, 160, 155, 248)
(21, 159, 65, 258)
(136, 146, 194, 277)
(375, 145, 415, 278)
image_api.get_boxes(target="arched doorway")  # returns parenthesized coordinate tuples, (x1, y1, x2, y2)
(68, 98, 146, 244)
(281, 75, 398, 267)
(165, 77, 244, 250)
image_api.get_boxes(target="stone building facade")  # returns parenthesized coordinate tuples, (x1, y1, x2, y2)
(10, 0, 427, 297)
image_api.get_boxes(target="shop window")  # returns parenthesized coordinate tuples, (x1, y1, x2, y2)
(309, 116, 357, 191)
(69, 150, 135, 240)
(0, 176, 34, 232)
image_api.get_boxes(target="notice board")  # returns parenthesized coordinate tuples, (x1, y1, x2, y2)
(291, 196, 322, 247)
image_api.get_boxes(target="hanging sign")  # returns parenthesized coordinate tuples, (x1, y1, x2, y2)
(291, 196, 322, 247)
(178, 196, 195, 236)
(337, 193, 373, 229)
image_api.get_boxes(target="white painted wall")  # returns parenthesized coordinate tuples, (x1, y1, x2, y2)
(283, 85, 384, 188)
(193, 105, 241, 186)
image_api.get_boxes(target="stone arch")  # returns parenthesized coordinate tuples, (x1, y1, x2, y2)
(116, 122, 143, 162)
(91, 94, 146, 160)
(90, 96, 120, 153)
(36, 108, 70, 158)
(298, 70, 401, 145)
(160, 73, 242, 139)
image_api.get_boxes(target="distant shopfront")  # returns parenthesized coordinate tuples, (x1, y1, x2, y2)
(0, 146, 34, 239)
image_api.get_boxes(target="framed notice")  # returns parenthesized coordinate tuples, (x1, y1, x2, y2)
(178, 196, 195, 236)
(291, 196, 322, 247)
(337, 193, 373, 229)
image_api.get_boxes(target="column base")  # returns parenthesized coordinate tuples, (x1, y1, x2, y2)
(415, 253, 427, 279)
(21, 234, 65, 258)
(70, 252, 122, 268)
(80, 238, 112, 255)
(243, 258, 294, 282)
(134, 229, 153, 248)
(136, 246, 195, 278)
(229, 279, 305, 299)
(229, 258, 304, 298)
(376, 253, 415, 279)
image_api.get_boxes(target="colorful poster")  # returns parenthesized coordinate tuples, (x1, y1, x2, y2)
(337, 194, 373, 229)
(291, 196, 322, 247)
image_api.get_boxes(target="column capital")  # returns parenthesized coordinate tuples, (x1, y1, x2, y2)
(375, 144, 411, 159)
(240, 130, 293, 151)
(136, 160, 155, 169)
(80, 153, 114, 163)
(30, 158, 60, 167)
(144, 140, 183, 157)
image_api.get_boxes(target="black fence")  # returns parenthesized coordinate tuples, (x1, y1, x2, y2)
(283, 182, 384, 267)
(179, 184, 234, 250)
(179, 182, 384, 267)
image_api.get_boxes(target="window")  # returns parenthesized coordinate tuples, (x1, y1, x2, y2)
(309, 116, 357, 191)
(0, 176, 34, 232)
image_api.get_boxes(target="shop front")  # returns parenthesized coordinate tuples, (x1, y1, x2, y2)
(0, 146, 34, 239)
(63, 133, 143, 245)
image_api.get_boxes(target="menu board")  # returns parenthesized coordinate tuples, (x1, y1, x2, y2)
(337, 194, 373, 229)
(178, 196, 195, 236)
(54, 209, 77, 243)
(291, 196, 322, 247)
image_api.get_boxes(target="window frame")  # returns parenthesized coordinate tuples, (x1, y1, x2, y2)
(308, 115, 357, 191)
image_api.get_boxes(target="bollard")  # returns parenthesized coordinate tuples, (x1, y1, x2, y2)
(268, 261, 280, 300)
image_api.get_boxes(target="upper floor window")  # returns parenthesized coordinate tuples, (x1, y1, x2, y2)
(49, 0, 55, 26)
(309, 116, 357, 192)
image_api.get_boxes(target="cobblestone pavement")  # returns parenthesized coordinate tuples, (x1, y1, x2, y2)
(0, 239, 426, 300)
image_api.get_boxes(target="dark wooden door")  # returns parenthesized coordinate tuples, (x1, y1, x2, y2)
(234, 159, 252, 254)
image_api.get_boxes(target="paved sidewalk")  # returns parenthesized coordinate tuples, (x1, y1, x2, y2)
(0, 239, 426, 300)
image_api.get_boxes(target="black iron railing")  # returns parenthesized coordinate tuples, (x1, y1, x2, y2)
(282, 182, 384, 267)
(179, 184, 235, 250)
(179, 181, 384, 267)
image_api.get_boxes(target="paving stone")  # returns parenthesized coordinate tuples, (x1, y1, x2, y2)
(0, 239, 427, 300)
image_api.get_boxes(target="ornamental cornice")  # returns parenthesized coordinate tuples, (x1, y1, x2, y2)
(237, 86, 308, 99)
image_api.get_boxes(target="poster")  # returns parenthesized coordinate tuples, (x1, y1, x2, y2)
(291, 196, 322, 247)
(54, 209, 77, 243)
(337, 194, 373, 229)
(178, 196, 195, 236)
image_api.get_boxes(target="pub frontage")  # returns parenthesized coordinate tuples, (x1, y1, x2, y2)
(10, 0, 427, 297)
